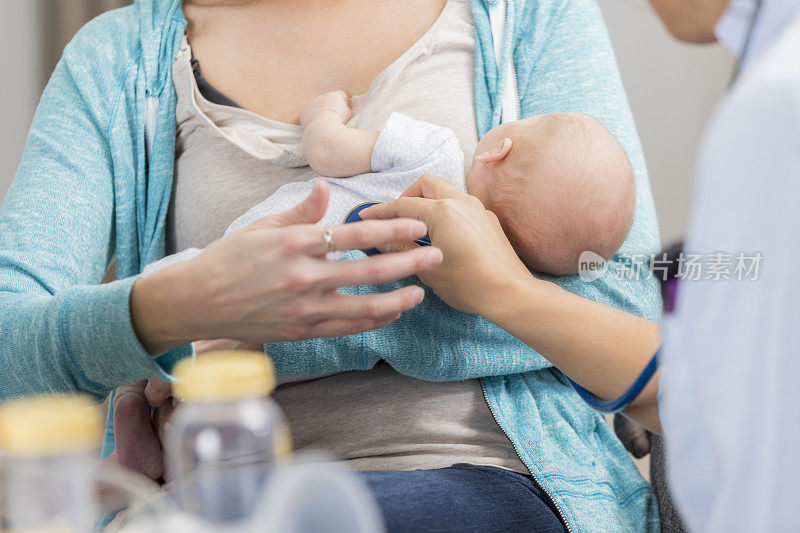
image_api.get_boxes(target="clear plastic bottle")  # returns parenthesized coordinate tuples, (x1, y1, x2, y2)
(255, 456, 386, 533)
(167, 351, 290, 526)
(0, 394, 102, 533)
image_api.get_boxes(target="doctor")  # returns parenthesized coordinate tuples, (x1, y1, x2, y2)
(363, 0, 800, 530)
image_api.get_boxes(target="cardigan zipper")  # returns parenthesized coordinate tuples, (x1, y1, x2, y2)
(504, 0, 521, 121)
(479, 378, 572, 532)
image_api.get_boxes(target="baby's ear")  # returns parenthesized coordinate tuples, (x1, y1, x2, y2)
(475, 138, 513, 164)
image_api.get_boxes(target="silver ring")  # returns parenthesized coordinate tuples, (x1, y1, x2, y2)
(323, 226, 335, 252)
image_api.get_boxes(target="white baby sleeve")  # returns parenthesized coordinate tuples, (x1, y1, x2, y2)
(371, 112, 465, 179)
(141, 247, 202, 276)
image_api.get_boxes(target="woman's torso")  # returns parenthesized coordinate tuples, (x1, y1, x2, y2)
(169, 0, 527, 474)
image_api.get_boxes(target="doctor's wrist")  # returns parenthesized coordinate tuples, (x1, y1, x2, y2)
(479, 273, 549, 329)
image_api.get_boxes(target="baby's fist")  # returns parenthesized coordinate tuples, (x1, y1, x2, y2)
(299, 90, 352, 128)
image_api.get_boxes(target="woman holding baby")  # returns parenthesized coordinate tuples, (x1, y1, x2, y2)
(0, 0, 676, 530)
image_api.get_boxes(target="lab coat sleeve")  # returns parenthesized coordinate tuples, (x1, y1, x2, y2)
(0, 43, 170, 400)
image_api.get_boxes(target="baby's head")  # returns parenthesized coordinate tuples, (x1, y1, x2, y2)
(466, 112, 635, 275)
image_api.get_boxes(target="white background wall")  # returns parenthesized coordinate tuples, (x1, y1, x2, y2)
(0, 1, 735, 244)
(598, 0, 735, 244)
(0, 1, 41, 202)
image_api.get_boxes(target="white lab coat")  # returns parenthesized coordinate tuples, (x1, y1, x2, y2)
(660, 1, 800, 531)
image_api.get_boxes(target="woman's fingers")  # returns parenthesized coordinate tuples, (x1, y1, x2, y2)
(316, 285, 425, 320)
(153, 401, 177, 447)
(320, 246, 442, 289)
(359, 198, 442, 254)
(262, 179, 330, 227)
(273, 286, 424, 339)
(300, 218, 430, 256)
(144, 185, 447, 348)
(306, 314, 401, 339)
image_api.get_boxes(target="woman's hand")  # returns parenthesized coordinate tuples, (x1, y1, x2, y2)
(131, 180, 443, 354)
(361, 174, 534, 317)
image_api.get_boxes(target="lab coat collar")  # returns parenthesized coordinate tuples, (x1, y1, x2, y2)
(716, 0, 800, 69)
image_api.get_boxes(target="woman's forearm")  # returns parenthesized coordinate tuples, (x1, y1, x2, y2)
(130, 263, 199, 356)
(484, 275, 662, 431)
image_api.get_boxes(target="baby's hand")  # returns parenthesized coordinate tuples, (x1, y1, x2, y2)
(299, 90, 352, 128)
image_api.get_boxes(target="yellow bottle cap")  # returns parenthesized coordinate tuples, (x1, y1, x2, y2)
(173, 351, 276, 402)
(0, 395, 101, 456)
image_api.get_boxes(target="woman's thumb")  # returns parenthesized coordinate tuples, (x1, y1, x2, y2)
(268, 179, 330, 227)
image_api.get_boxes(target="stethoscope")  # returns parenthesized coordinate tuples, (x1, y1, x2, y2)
(345, 0, 766, 414)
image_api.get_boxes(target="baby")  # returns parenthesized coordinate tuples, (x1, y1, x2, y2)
(145, 91, 635, 277)
(300, 91, 635, 274)
(120, 93, 636, 481)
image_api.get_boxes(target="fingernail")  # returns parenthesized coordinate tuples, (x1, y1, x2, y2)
(409, 221, 427, 237)
(413, 287, 425, 303)
(428, 247, 443, 266)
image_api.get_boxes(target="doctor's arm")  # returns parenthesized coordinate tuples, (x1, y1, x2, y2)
(363, 176, 663, 432)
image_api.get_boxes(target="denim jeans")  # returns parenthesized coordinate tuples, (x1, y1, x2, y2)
(359, 465, 566, 533)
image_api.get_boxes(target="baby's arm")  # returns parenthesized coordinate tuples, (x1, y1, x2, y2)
(299, 91, 380, 178)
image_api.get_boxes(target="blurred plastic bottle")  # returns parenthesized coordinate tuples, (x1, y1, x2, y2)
(255, 456, 386, 533)
(167, 351, 290, 526)
(0, 394, 102, 533)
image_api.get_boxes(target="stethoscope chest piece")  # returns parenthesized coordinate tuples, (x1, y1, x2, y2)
(344, 202, 432, 256)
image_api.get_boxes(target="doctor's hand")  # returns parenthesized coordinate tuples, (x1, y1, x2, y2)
(360, 174, 535, 317)
(131, 180, 443, 355)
